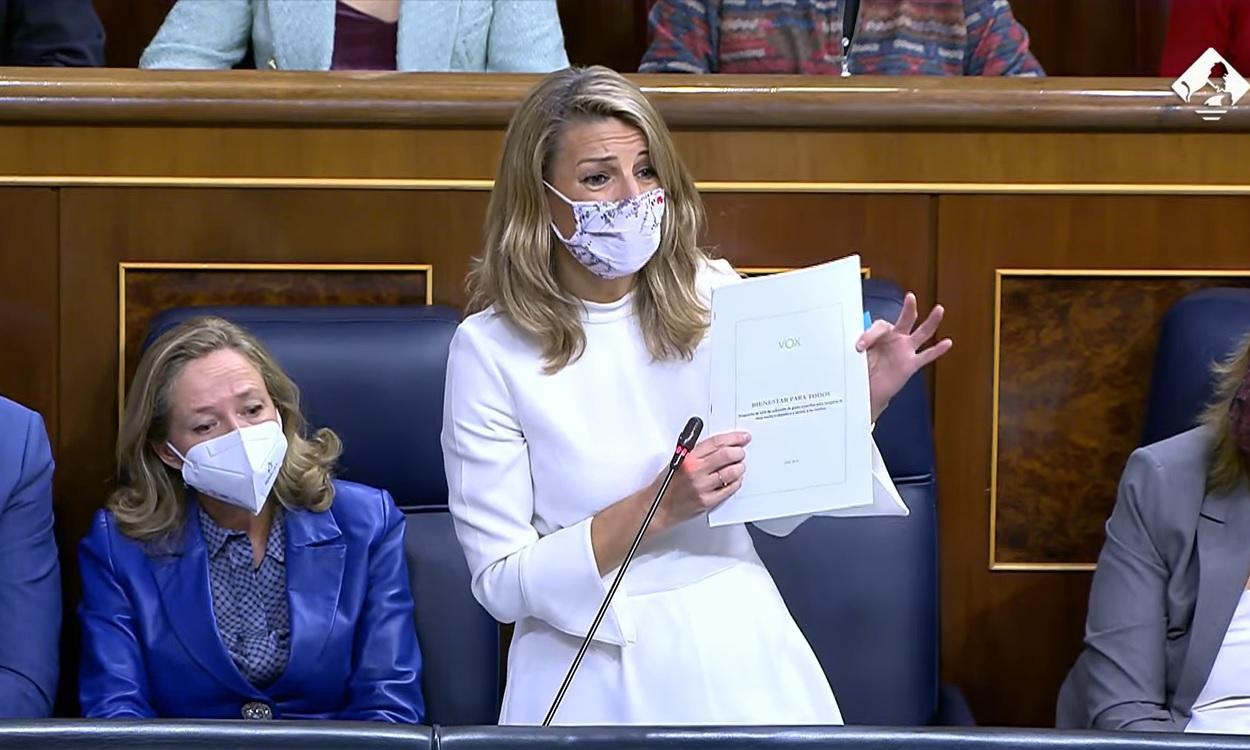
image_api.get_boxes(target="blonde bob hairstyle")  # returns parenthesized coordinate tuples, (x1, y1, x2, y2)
(1203, 331, 1250, 495)
(467, 65, 710, 372)
(109, 316, 342, 544)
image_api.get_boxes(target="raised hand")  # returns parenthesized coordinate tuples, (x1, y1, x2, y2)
(855, 293, 952, 421)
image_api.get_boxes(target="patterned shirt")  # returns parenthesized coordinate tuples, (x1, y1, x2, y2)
(640, 0, 1044, 77)
(199, 506, 291, 688)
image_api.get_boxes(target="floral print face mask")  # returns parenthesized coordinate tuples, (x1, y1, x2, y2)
(545, 181, 666, 280)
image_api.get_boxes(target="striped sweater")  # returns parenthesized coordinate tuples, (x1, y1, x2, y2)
(639, 0, 1043, 76)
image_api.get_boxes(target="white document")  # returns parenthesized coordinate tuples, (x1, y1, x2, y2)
(706, 255, 880, 527)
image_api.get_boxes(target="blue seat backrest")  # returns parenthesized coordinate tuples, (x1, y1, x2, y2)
(1140, 288, 1250, 447)
(749, 278, 939, 726)
(141, 305, 500, 725)
(404, 508, 500, 725)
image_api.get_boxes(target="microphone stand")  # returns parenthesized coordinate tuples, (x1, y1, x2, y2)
(542, 417, 703, 726)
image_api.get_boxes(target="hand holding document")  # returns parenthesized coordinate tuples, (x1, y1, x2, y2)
(706, 255, 907, 527)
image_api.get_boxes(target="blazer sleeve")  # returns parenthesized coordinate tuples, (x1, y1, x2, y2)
(1061, 448, 1183, 731)
(443, 323, 634, 647)
(0, 410, 60, 718)
(963, 0, 1044, 76)
(4, 0, 104, 66)
(337, 489, 425, 724)
(77, 512, 155, 718)
(484, 0, 569, 72)
(638, 0, 717, 74)
(139, 0, 252, 70)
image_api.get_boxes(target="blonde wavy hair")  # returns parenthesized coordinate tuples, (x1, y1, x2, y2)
(467, 65, 710, 372)
(1202, 330, 1250, 495)
(109, 316, 342, 543)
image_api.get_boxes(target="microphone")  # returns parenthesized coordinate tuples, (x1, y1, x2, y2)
(542, 416, 704, 726)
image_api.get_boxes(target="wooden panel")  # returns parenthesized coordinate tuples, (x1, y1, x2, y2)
(92, 0, 175, 68)
(1011, 0, 1142, 76)
(700, 193, 934, 307)
(120, 265, 430, 389)
(0, 188, 57, 423)
(10, 127, 1250, 186)
(994, 274, 1250, 567)
(0, 125, 505, 180)
(1137, 0, 1173, 76)
(0, 70, 1240, 130)
(558, 0, 650, 72)
(936, 195, 1250, 727)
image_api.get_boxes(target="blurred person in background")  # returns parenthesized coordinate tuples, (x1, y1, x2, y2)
(140, 0, 568, 72)
(640, 0, 1041, 76)
(0, 0, 104, 66)
(1058, 333, 1250, 733)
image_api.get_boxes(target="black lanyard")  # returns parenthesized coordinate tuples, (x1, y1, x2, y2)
(841, 0, 860, 75)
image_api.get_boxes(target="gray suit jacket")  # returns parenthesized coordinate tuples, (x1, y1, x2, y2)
(1057, 425, 1250, 731)
(140, 0, 568, 72)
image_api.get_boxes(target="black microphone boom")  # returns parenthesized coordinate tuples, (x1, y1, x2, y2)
(542, 416, 704, 726)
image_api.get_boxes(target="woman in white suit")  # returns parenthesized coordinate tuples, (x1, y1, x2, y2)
(140, 0, 568, 72)
(441, 66, 952, 726)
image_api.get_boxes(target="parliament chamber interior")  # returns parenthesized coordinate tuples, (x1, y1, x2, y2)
(3, 0, 1250, 747)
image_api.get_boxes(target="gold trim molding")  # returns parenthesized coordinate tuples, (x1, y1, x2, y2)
(116, 262, 434, 423)
(989, 268, 1250, 572)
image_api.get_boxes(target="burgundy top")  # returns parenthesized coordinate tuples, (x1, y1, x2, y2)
(330, 1, 398, 71)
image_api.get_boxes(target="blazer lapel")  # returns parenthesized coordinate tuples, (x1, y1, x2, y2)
(152, 510, 256, 697)
(1174, 481, 1250, 713)
(264, 0, 336, 70)
(269, 507, 345, 691)
(399, 0, 460, 71)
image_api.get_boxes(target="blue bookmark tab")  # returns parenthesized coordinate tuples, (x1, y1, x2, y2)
(863, 311, 872, 331)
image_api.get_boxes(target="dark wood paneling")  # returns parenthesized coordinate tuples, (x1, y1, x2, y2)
(121, 267, 430, 388)
(0, 188, 58, 423)
(1011, 0, 1142, 76)
(557, 0, 650, 72)
(91, 0, 176, 68)
(0, 125, 506, 180)
(700, 193, 934, 308)
(995, 274, 1250, 566)
(1137, 0, 1172, 75)
(936, 195, 1250, 727)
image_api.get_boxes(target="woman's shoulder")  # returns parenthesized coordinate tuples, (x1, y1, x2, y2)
(80, 507, 156, 565)
(450, 307, 535, 367)
(321, 479, 401, 540)
(695, 255, 744, 302)
(1120, 425, 1214, 531)
(1130, 425, 1212, 484)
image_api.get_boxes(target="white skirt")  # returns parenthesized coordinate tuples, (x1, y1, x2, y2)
(499, 556, 843, 726)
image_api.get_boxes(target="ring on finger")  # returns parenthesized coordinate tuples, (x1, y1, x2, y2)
(716, 469, 727, 489)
